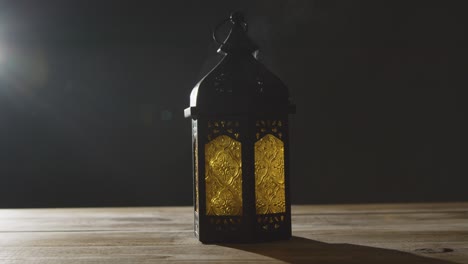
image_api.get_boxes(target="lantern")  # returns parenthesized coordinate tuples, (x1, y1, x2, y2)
(185, 12, 295, 243)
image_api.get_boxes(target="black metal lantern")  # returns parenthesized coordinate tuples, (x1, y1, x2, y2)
(185, 12, 295, 243)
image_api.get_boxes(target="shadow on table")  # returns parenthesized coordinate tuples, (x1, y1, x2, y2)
(219, 236, 458, 264)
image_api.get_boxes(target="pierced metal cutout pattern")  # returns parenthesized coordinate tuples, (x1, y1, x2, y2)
(208, 216, 242, 232)
(207, 120, 240, 141)
(255, 134, 286, 215)
(257, 214, 285, 231)
(256, 120, 284, 140)
(205, 135, 243, 216)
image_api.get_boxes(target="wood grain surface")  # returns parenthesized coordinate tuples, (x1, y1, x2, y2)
(0, 203, 467, 263)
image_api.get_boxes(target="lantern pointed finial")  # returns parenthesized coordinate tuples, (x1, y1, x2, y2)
(229, 11, 245, 25)
(214, 12, 258, 55)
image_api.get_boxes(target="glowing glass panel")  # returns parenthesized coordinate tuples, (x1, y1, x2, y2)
(205, 135, 242, 216)
(255, 134, 286, 214)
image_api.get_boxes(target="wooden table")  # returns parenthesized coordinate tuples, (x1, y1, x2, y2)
(1, 203, 467, 263)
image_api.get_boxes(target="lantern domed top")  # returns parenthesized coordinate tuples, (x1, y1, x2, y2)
(185, 12, 294, 119)
(217, 11, 258, 55)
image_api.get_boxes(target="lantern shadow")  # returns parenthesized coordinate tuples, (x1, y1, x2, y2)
(218, 236, 458, 264)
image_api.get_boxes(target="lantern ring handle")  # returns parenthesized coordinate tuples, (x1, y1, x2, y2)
(212, 18, 230, 45)
(212, 15, 248, 45)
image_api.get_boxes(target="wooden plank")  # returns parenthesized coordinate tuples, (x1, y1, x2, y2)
(0, 203, 467, 263)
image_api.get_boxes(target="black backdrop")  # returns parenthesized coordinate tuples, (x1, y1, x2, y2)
(0, 1, 467, 208)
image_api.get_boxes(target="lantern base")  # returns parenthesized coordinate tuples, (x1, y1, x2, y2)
(194, 212, 292, 244)
(196, 232, 292, 244)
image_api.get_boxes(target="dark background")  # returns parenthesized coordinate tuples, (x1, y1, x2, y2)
(0, 1, 466, 208)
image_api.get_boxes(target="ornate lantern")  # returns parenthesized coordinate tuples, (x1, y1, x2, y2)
(185, 12, 295, 243)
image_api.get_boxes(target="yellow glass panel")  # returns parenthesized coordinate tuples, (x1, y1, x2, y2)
(255, 134, 286, 214)
(205, 135, 242, 216)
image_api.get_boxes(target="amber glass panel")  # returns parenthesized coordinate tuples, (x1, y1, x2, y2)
(205, 135, 242, 216)
(255, 134, 286, 214)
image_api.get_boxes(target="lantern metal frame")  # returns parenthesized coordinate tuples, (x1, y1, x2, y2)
(185, 12, 295, 243)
